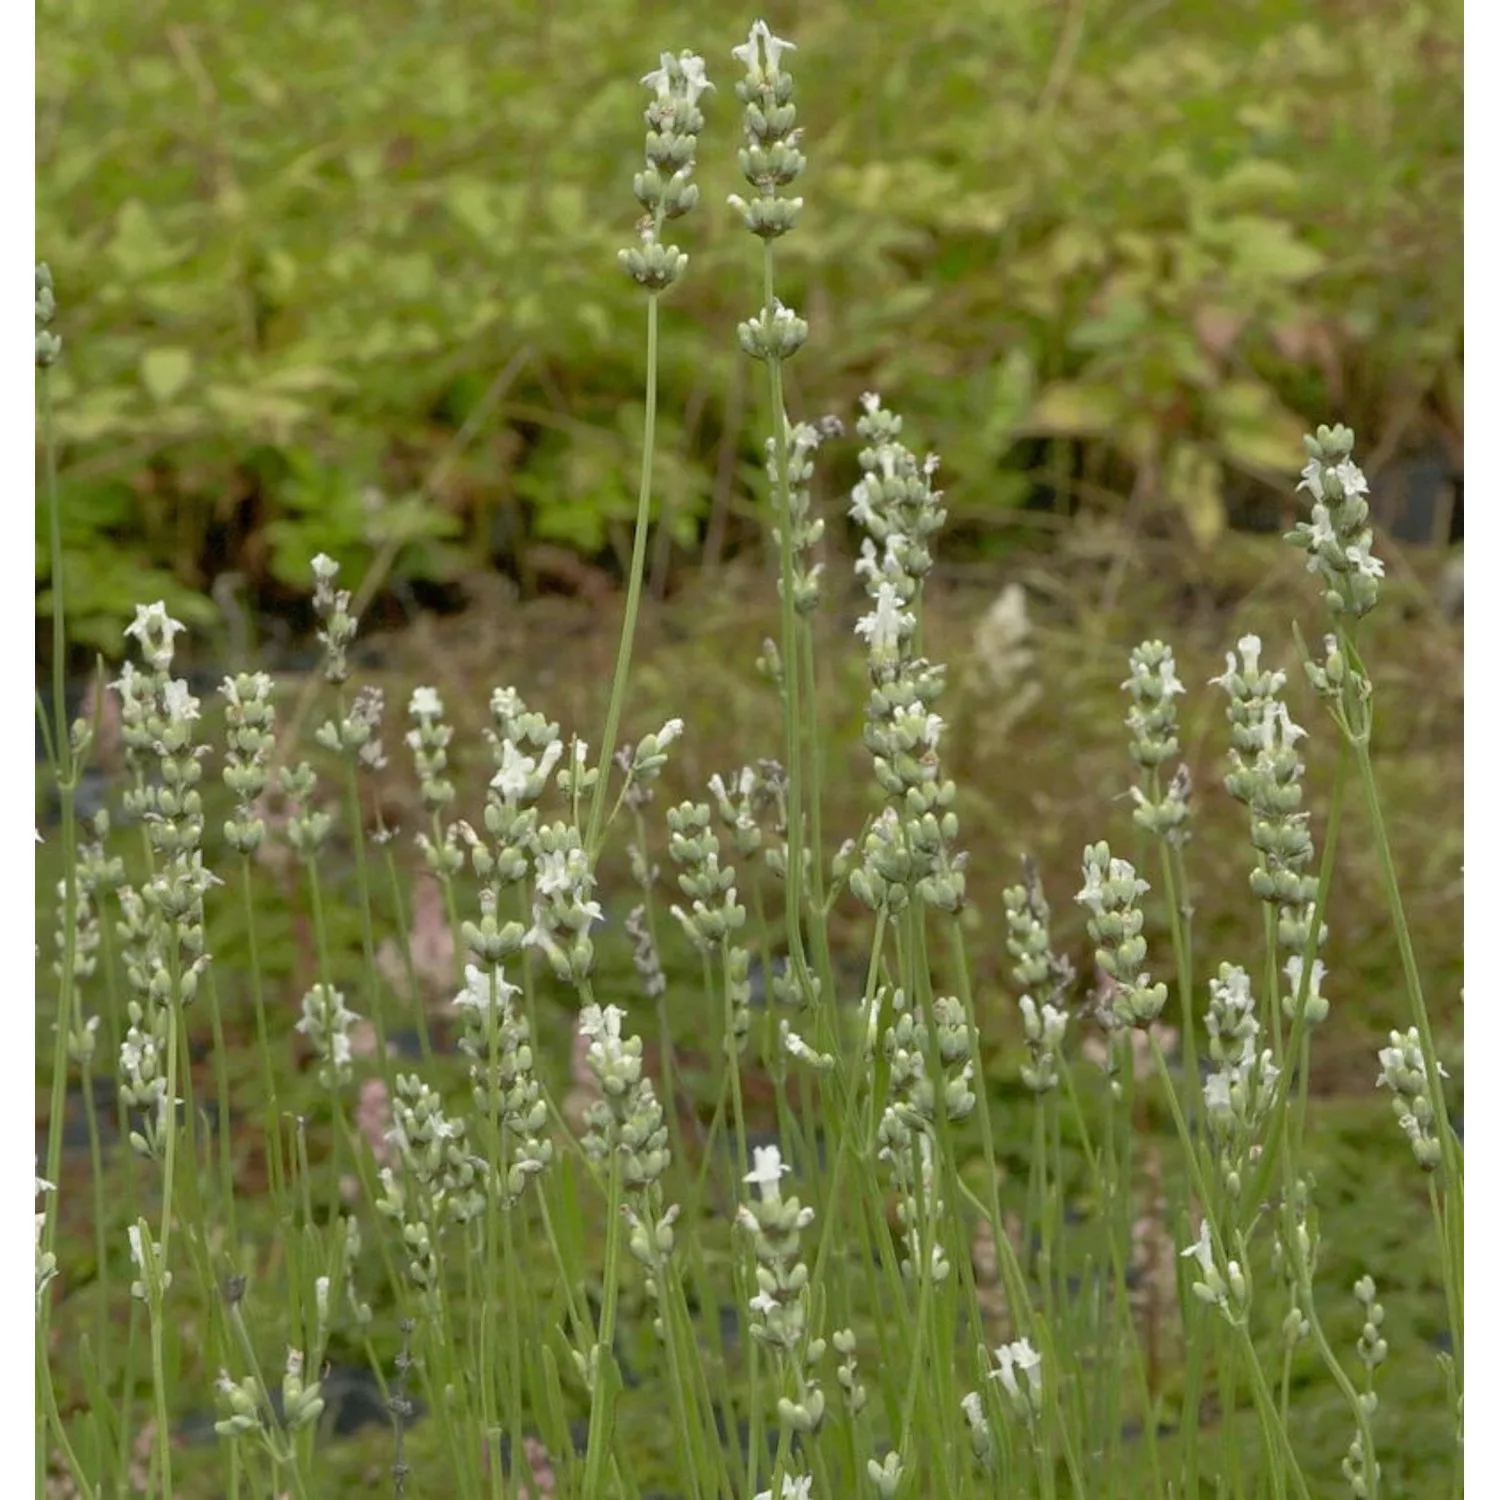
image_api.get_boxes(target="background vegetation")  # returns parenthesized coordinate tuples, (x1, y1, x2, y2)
(36, 0, 1461, 653)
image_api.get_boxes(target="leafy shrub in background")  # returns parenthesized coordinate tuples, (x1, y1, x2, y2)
(37, 0, 1460, 651)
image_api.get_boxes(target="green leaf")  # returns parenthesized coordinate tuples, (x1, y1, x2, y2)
(1220, 215, 1325, 284)
(1164, 440, 1225, 550)
(1208, 159, 1303, 211)
(1024, 381, 1126, 438)
(140, 347, 194, 406)
(1069, 296, 1151, 353)
(1210, 379, 1306, 474)
(105, 200, 182, 279)
(367, 495, 463, 548)
(981, 348, 1037, 455)
(52, 387, 137, 445)
(205, 383, 311, 441)
(445, 177, 503, 242)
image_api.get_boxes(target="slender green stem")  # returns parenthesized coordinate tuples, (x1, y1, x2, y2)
(43, 370, 70, 787)
(1350, 736, 1462, 1355)
(588, 292, 660, 860)
(759, 242, 814, 1005)
(1234, 1323, 1310, 1500)
(1291, 1269, 1379, 1500)
(39, 369, 82, 1371)
(38, 1336, 93, 1500)
(204, 969, 240, 1252)
(581, 1150, 625, 1498)
(342, 756, 389, 1076)
(147, 1267, 174, 1495)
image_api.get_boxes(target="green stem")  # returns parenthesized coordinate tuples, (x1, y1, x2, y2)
(1235, 1323, 1310, 1500)
(342, 756, 389, 1077)
(760, 243, 813, 1004)
(588, 292, 660, 860)
(1350, 735, 1462, 1357)
(39, 365, 81, 1349)
(581, 1151, 625, 1497)
(204, 969, 240, 1252)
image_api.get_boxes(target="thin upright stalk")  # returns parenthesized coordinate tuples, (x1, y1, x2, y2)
(588, 294, 660, 860)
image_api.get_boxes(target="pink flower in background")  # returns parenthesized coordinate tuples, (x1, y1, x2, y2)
(356, 1077, 393, 1167)
(376, 876, 454, 1004)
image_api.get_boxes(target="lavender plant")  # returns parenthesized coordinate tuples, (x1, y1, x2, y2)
(34, 20, 1461, 1500)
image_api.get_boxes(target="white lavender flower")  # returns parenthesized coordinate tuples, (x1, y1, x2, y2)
(407, 685, 456, 815)
(36, 263, 62, 366)
(620, 50, 711, 291)
(1201, 964, 1281, 1198)
(833, 1327, 867, 1416)
(1375, 1027, 1448, 1172)
(707, 764, 776, 860)
(35, 1175, 57, 1311)
(281, 1347, 326, 1433)
(213, 1370, 265, 1439)
(123, 602, 186, 673)
(767, 415, 838, 613)
(1123, 640, 1192, 840)
(524, 823, 604, 983)
(1286, 426, 1383, 619)
(376, 1074, 488, 1294)
(1282, 952, 1330, 1026)
(988, 1338, 1044, 1427)
(1180, 1219, 1248, 1322)
(1076, 843, 1167, 1026)
(221, 672, 276, 853)
(453, 964, 552, 1199)
(296, 983, 360, 1090)
(1211, 641, 1321, 951)
(619, 718, 685, 799)
(867, 1452, 903, 1498)
(738, 1143, 825, 1429)
(666, 801, 748, 955)
(579, 1003, 670, 1189)
(728, 21, 805, 241)
(960, 1389, 995, 1469)
(753, 1475, 812, 1500)
(310, 555, 358, 684)
(127, 1218, 172, 1304)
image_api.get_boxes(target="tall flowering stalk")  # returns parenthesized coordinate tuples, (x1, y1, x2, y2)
(111, 600, 226, 1494)
(309, 554, 393, 1076)
(590, 49, 712, 859)
(1289, 428, 1461, 1390)
(36, 266, 83, 1367)
(576, 1001, 672, 1496)
(739, 1144, 824, 1498)
(729, 21, 821, 1003)
(1122, 640, 1199, 1112)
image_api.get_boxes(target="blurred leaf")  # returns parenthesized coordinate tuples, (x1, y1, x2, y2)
(1217, 215, 1326, 284)
(1164, 440, 1225, 550)
(1024, 381, 1126, 438)
(1207, 159, 1302, 211)
(1069, 297, 1152, 353)
(205, 384, 311, 442)
(981, 348, 1037, 454)
(105, 200, 183, 280)
(53, 388, 138, 445)
(140, 347, 194, 406)
(1210, 379, 1306, 474)
(367, 495, 463, 548)
(445, 177, 505, 242)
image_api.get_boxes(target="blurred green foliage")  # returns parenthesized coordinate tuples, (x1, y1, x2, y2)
(36, 0, 1461, 650)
